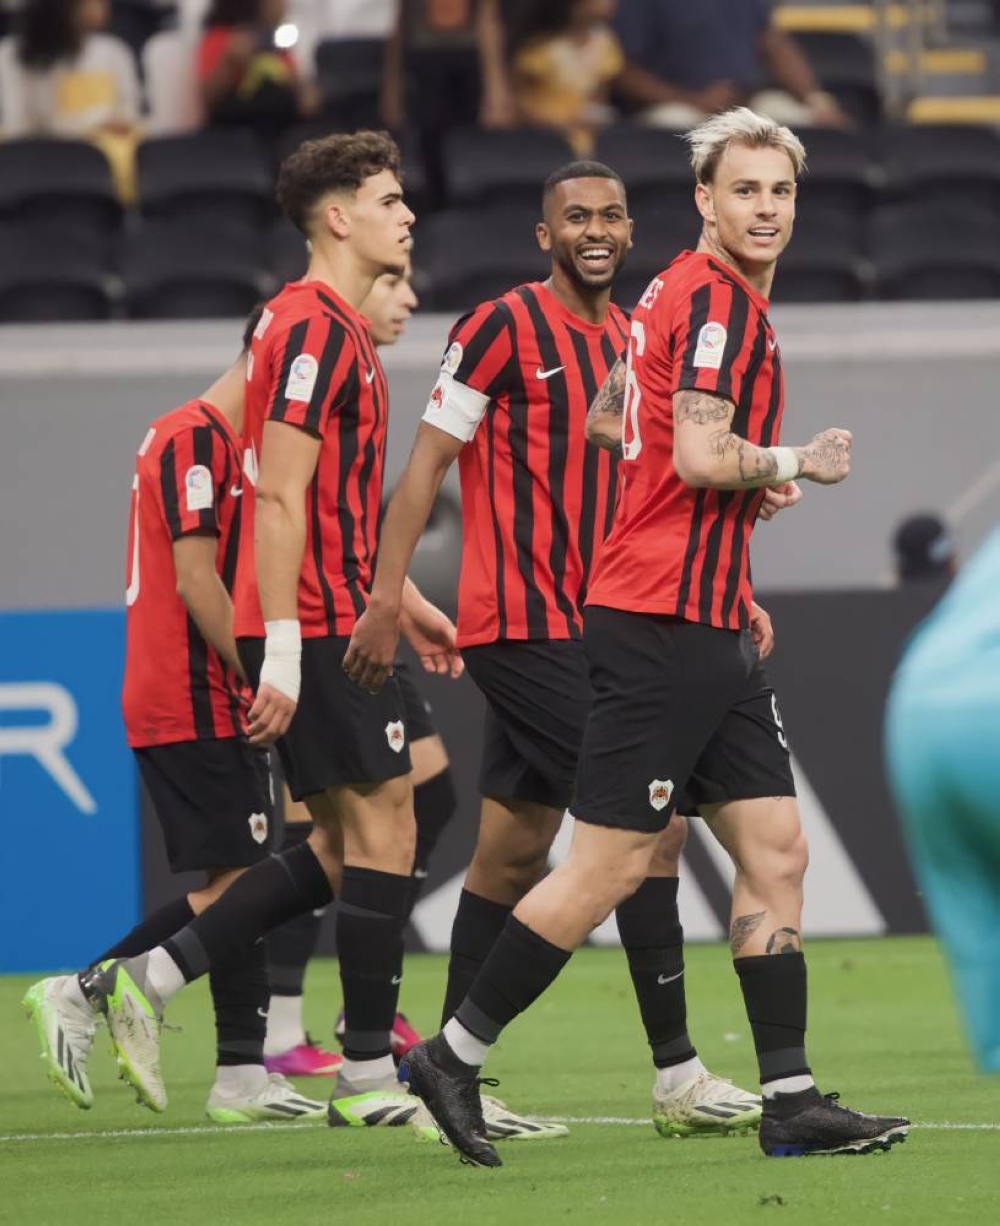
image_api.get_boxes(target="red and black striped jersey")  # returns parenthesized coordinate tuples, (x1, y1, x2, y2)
(423, 281, 628, 647)
(588, 251, 784, 630)
(121, 400, 245, 748)
(233, 280, 388, 639)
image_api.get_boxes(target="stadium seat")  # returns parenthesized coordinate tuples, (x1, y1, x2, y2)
(121, 219, 271, 319)
(315, 37, 384, 130)
(796, 125, 877, 219)
(593, 126, 696, 214)
(136, 130, 274, 229)
(142, 29, 202, 135)
(878, 124, 1000, 207)
(0, 139, 123, 237)
(612, 204, 700, 309)
(269, 220, 309, 285)
(413, 208, 549, 312)
(868, 201, 1000, 300)
(0, 223, 117, 322)
(444, 128, 575, 208)
(795, 31, 882, 125)
(775, 206, 868, 302)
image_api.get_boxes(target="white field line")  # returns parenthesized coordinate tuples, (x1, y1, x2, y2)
(0, 1119, 997, 1144)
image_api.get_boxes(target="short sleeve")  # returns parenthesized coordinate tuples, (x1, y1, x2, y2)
(670, 278, 758, 406)
(157, 424, 230, 541)
(267, 315, 354, 437)
(422, 300, 516, 442)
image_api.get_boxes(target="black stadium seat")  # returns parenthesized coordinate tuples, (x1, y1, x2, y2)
(0, 223, 117, 322)
(878, 124, 1000, 207)
(315, 38, 384, 130)
(868, 201, 1000, 300)
(136, 131, 273, 229)
(775, 207, 868, 303)
(594, 126, 695, 214)
(796, 126, 877, 219)
(121, 219, 270, 319)
(0, 139, 122, 237)
(795, 31, 881, 125)
(444, 127, 575, 208)
(269, 220, 309, 285)
(413, 208, 549, 312)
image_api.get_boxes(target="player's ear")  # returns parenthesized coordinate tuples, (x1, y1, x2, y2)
(627, 217, 635, 249)
(321, 196, 351, 241)
(536, 221, 552, 253)
(694, 182, 714, 226)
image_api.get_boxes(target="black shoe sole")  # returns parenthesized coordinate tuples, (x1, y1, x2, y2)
(764, 1127, 909, 1157)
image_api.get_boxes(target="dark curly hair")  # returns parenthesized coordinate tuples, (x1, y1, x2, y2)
(276, 130, 403, 235)
(17, 0, 86, 70)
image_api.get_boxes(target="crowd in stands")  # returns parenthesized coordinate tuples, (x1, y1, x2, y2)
(1, 2, 1000, 318)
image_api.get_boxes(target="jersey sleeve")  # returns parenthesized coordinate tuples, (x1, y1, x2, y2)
(422, 300, 515, 443)
(266, 314, 354, 437)
(669, 277, 759, 407)
(156, 424, 231, 541)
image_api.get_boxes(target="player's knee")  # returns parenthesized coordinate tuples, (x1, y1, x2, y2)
(648, 814, 688, 875)
(471, 835, 549, 899)
(573, 848, 650, 927)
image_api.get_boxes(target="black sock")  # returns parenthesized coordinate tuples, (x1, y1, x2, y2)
(441, 889, 512, 1027)
(455, 915, 571, 1045)
(210, 939, 269, 1067)
(266, 825, 325, 998)
(337, 866, 412, 1062)
(91, 896, 195, 965)
(163, 842, 333, 983)
(615, 876, 697, 1068)
(405, 768, 458, 922)
(735, 952, 812, 1087)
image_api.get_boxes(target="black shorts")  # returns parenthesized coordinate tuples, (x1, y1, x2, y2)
(463, 639, 591, 811)
(135, 737, 273, 873)
(572, 607, 795, 833)
(239, 635, 412, 801)
(394, 659, 437, 744)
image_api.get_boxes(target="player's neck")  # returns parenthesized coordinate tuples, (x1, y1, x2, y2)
(544, 268, 611, 325)
(199, 362, 245, 434)
(304, 242, 380, 312)
(696, 232, 776, 299)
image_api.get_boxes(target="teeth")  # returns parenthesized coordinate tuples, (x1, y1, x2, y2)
(580, 248, 612, 260)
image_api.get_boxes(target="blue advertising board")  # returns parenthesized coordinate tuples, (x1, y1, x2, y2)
(0, 609, 138, 973)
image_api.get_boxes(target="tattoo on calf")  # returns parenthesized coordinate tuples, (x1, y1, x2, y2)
(730, 911, 766, 955)
(765, 927, 801, 955)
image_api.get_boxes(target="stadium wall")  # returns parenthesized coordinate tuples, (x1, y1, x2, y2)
(2, 304, 996, 969)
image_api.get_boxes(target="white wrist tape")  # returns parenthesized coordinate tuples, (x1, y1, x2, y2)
(770, 446, 800, 484)
(260, 619, 301, 702)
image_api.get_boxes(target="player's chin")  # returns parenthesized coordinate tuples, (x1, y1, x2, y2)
(572, 264, 618, 290)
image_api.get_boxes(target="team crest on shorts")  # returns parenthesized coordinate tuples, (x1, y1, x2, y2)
(248, 812, 269, 844)
(648, 779, 674, 812)
(385, 720, 406, 753)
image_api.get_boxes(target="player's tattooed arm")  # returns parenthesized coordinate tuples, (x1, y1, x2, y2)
(675, 390, 787, 490)
(585, 357, 626, 455)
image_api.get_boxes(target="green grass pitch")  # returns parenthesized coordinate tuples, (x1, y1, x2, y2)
(2, 937, 997, 1226)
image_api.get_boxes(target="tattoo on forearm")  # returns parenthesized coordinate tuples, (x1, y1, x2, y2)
(765, 927, 801, 955)
(587, 358, 626, 421)
(730, 911, 766, 955)
(674, 391, 732, 425)
(737, 442, 778, 484)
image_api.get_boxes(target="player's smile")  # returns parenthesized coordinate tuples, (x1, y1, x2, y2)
(575, 241, 617, 276)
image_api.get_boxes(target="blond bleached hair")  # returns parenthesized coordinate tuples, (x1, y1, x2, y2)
(685, 107, 807, 184)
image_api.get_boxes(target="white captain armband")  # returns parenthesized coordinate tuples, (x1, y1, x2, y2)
(422, 370, 490, 443)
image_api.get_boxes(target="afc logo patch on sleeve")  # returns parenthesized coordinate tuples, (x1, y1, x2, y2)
(184, 464, 214, 512)
(285, 353, 319, 402)
(441, 342, 463, 375)
(693, 322, 727, 370)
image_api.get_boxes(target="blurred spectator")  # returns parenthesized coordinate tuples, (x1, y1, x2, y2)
(612, 0, 850, 129)
(0, 0, 141, 198)
(381, 0, 511, 204)
(507, 0, 622, 155)
(197, 0, 320, 140)
(893, 513, 958, 587)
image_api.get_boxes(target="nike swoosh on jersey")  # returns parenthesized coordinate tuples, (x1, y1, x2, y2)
(230, 486, 243, 497)
(365, 368, 376, 384)
(535, 366, 566, 381)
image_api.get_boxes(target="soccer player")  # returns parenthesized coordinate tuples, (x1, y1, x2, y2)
(886, 526, 1000, 1074)
(345, 159, 765, 1141)
(395, 109, 911, 1166)
(82, 132, 461, 1127)
(23, 309, 325, 1123)
(264, 260, 457, 1076)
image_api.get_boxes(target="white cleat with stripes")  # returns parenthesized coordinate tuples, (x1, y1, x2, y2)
(653, 1071, 762, 1137)
(206, 1073, 327, 1123)
(412, 1093, 569, 1143)
(23, 976, 100, 1110)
